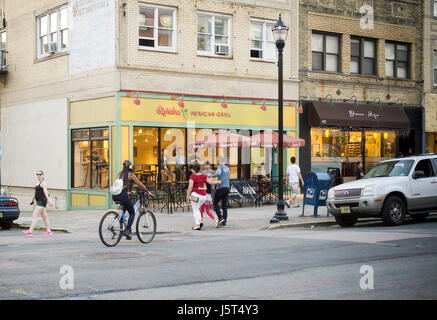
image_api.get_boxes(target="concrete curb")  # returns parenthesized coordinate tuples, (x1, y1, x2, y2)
(12, 223, 70, 233)
(268, 218, 381, 230)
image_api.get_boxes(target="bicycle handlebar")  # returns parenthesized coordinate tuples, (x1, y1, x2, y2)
(129, 189, 154, 198)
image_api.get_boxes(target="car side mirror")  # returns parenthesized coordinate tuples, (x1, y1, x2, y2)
(413, 170, 425, 179)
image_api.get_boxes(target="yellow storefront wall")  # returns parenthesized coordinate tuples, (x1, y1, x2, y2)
(70, 96, 116, 125)
(69, 94, 298, 209)
(120, 97, 296, 128)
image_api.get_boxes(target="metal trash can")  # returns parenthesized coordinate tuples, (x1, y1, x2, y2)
(302, 172, 332, 217)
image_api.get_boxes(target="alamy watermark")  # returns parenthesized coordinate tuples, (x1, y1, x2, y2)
(59, 265, 74, 290)
(360, 265, 374, 290)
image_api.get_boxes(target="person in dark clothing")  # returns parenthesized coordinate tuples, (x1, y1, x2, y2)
(356, 161, 365, 180)
(112, 160, 153, 240)
(23, 170, 53, 236)
(213, 156, 231, 227)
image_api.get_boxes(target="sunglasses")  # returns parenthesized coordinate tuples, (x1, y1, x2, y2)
(36, 173, 43, 176)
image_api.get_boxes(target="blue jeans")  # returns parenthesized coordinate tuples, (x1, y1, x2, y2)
(112, 189, 135, 232)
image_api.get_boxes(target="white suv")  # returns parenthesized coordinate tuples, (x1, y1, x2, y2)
(326, 154, 437, 227)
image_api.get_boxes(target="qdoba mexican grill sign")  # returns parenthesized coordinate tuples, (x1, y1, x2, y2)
(120, 97, 297, 128)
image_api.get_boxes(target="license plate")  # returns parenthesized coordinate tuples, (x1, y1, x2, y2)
(340, 206, 351, 214)
(0, 212, 3, 217)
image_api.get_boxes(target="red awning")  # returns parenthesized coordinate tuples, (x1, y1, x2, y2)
(188, 130, 251, 148)
(250, 130, 306, 148)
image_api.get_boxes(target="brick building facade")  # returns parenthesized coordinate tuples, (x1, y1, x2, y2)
(423, 0, 437, 153)
(298, 0, 424, 181)
(0, 0, 300, 210)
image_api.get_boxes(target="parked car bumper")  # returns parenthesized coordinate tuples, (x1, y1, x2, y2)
(326, 196, 384, 217)
(0, 207, 20, 221)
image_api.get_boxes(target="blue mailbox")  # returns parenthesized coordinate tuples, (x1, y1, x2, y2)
(302, 172, 332, 217)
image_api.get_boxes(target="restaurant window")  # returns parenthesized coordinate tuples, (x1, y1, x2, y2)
(188, 128, 250, 180)
(382, 131, 396, 158)
(72, 128, 109, 189)
(312, 32, 340, 72)
(311, 129, 363, 178)
(350, 37, 376, 75)
(139, 4, 176, 51)
(385, 42, 409, 79)
(250, 19, 276, 61)
(197, 12, 232, 57)
(161, 128, 186, 182)
(310, 128, 345, 174)
(36, 6, 68, 58)
(133, 127, 159, 185)
(365, 131, 381, 173)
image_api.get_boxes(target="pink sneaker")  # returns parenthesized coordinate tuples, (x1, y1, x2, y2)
(23, 230, 33, 236)
(43, 230, 53, 236)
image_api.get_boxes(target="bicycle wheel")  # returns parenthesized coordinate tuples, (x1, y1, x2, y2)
(136, 209, 157, 244)
(99, 211, 123, 247)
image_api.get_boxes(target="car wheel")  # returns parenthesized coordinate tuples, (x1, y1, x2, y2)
(0, 220, 13, 230)
(335, 215, 358, 227)
(381, 196, 406, 226)
(410, 213, 429, 222)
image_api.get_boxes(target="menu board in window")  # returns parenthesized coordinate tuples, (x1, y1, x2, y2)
(346, 142, 362, 157)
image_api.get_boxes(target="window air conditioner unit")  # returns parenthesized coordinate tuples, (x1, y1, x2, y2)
(215, 44, 229, 55)
(49, 42, 57, 53)
(44, 42, 57, 54)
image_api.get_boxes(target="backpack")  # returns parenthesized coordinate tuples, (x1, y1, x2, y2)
(110, 178, 123, 195)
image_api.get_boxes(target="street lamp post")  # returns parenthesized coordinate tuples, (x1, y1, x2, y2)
(270, 14, 289, 224)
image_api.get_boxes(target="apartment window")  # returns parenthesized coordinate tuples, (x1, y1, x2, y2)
(350, 37, 376, 75)
(312, 32, 340, 72)
(139, 4, 176, 51)
(0, 31, 6, 69)
(197, 12, 231, 57)
(434, 51, 437, 85)
(385, 42, 409, 79)
(434, 0, 437, 17)
(250, 19, 275, 61)
(37, 7, 68, 58)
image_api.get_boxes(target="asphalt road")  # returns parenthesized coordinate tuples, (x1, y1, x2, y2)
(1, 218, 437, 300)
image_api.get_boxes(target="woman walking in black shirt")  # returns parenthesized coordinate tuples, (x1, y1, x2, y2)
(23, 170, 53, 236)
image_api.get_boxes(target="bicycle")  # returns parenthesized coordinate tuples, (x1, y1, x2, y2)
(98, 189, 157, 247)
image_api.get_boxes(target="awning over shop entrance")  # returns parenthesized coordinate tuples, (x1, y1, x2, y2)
(309, 101, 411, 129)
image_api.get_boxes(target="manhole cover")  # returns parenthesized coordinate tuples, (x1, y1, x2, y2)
(80, 252, 145, 260)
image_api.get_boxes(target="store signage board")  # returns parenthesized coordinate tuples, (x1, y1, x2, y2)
(310, 101, 410, 129)
(121, 97, 296, 128)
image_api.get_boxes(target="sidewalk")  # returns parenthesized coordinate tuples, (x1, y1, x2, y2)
(12, 196, 348, 234)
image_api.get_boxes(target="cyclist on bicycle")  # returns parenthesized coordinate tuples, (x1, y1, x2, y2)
(112, 160, 153, 240)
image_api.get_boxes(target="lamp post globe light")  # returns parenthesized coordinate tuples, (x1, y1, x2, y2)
(270, 14, 289, 224)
